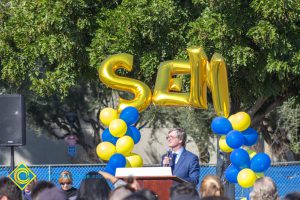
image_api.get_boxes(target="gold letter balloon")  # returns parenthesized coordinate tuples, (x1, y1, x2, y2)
(98, 47, 230, 117)
(98, 53, 152, 113)
(153, 47, 230, 117)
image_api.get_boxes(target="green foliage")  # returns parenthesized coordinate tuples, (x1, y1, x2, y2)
(0, 0, 299, 161)
(89, 0, 189, 84)
(0, 0, 95, 97)
(188, 0, 300, 108)
(277, 98, 300, 154)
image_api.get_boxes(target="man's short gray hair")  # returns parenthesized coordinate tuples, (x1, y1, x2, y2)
(249, 177, 279, 200)
(169, 128, 187, 146)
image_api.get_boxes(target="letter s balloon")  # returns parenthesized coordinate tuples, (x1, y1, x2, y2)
(98, 53, 152, 112)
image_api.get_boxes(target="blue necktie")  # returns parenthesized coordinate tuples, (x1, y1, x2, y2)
(171, 153, 177, 172)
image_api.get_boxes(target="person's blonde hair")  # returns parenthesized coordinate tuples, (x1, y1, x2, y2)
(58, 171, 73, 184)
(250, 177, 279, 200)
(200, 175, 224, 197)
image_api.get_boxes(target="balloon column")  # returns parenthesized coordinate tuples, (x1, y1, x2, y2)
(96, 106, 143, 175)
(211, 112, 271, 188)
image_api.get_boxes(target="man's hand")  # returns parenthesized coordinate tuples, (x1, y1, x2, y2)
(162, 156, 170, 166)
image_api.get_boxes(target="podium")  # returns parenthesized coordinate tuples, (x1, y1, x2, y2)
(116, 167, 187, 199)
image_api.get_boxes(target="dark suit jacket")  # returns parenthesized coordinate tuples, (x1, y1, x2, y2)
(162, 148, 200, 185)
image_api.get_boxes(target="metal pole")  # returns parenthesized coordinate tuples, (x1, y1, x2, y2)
(48, 165, 51, 181)
(10, 146, 15, 171)
(216, 136, 235, 199)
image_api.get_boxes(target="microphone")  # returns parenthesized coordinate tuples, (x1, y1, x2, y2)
(163, 148, 172, 167)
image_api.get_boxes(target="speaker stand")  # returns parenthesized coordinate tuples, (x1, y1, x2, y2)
(10, 146, 15, 171)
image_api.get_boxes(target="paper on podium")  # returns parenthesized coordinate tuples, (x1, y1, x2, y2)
(115, 167, 172, 177)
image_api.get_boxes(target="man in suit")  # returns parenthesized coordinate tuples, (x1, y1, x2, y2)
(162, 128, 200, 185)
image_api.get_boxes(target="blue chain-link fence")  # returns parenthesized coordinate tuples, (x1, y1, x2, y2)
(1, 163, 299, 199)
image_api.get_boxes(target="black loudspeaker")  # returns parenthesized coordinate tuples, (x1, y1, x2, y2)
(0, 94, 26, 146)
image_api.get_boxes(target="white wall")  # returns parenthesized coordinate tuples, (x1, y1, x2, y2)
(0, 130, 89, 165)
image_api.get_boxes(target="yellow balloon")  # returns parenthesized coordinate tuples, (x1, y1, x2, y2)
(126, 153, 143, 167)
(256, 172, 264, 178)
(125, 159, 132, 168)
(99, 108, 118, 126)
(237, 169, 257, 188)
(96, 142, 116, 161)
(109, 119, 127, 137)
(98, 53, 152, 113)
(228, 112, 251, 131)
(246, 149, 257, 159)
(116, 136, 134, 156)
(219, 135, 233, 153)
(152, 60, 190, 107)
(169, 78, 182, 91)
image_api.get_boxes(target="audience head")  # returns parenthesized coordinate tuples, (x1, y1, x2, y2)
(0, 177, 21, 200)
(200, 197, 230, 200)
(24, 177, 38, 193)
(77, 171, 111, 200)
(284, 192, 300, 200)
(170, 183, 200, 200)
(123, 193, 149, 200)
(124, 176, 141, 191)
(36, 187, 67, 200)
(31, 181, 55, 200)
(249, 177, 279, 200)
(109, 185, 134, 200)
(58, 171, 73, 191)
(200, 175, 224, 198)
(134, 189, 158, 200)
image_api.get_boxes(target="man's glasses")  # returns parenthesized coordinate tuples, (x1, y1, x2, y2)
(60, 182, 71, 186)
(166, 135, 178, 140)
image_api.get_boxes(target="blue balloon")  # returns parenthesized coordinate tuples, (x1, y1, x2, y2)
(250, 153, 271, 172)
(211, 117, 232, 135)
(126, 126, 141, 144)
(101, 128, 118, 145)
(230, 148, 250, 169)
(108, 153, 126, 169)
(104, 165, 116, 176)
(125, 127, 133, 137)
(242, 128, 259, 146)
(225, 164, 240, 183)
(120, 106, 139, 125)
(226, 130, 245, 149)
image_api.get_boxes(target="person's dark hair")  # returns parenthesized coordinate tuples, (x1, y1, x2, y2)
(109, 185, 134, 200)
(31, 181, 55, 200)
(123, 193, 149, 200)
(134, 189, 158, 200)
(0, 177, 22, 200)
(170, 183, 200, 200)
(284, 192, 300, 200)
(76, 171, 111, 200)
(200, 197, 230, 200)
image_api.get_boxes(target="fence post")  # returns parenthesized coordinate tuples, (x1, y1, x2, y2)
(48, 165, 51, 181)
(217, 137, 235, 199)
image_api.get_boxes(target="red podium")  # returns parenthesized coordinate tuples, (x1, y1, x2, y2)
(116, 167, 187, 199)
